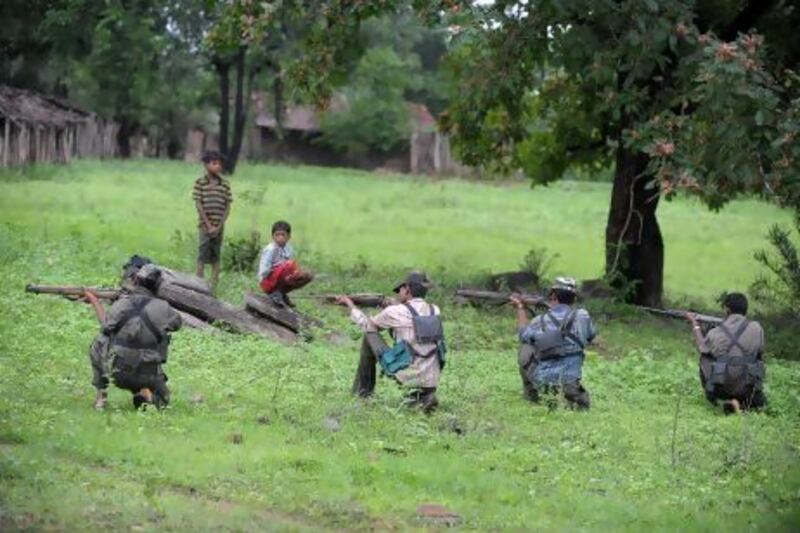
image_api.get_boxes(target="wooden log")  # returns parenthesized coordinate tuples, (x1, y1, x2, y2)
(158, 268, 212, 295)
(244, 293, 325, 332)
(176, 309, 213, 331)
(244, 293, 300, 332)
(156, 283, 296, 343)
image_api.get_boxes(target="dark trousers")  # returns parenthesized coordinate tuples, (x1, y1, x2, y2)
(352, 333, 438, 411)
(518, 344, 590, 410)
(113, 362, 170, 408)
(699, 355, 766, 410)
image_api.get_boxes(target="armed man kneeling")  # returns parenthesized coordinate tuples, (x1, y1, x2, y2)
(336, 272, 446, 413)
(86, 260, 182, 410)
(687, 292, 767, 414)
(511, 277, 595, 410)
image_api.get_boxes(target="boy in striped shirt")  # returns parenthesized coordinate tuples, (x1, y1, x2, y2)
(193, 150, 232, 293)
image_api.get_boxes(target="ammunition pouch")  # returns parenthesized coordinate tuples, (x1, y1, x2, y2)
(379, 340, 414, 376)
(706, 355, 764, 398)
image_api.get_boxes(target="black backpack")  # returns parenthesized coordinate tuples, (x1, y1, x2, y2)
(706, 320, 765, 399)
(534, 309, 584, 360)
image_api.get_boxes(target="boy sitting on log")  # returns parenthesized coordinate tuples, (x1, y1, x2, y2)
(257, 220, 314, 307)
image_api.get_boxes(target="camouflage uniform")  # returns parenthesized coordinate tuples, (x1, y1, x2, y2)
(89, 286, 182, 407)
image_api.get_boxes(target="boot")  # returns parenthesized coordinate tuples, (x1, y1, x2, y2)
(722, 398, 741, 415)
(282, 292, 296, 308)
(419, 388, 439, 414)
(269, 291, 287, 308)
(93, 390, 108, 410)
(133, 388, 154, 409)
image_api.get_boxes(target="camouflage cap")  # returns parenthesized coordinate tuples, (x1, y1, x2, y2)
(551, 276, 578, 294)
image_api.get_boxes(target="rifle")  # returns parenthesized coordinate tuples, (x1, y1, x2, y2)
(454, 289, 548, 310)
(638, 306, 724, 326)
(25, 284, 121, 301)
(291, 293, 389, 308)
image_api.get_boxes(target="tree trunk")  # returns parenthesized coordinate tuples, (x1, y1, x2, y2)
(214, 57, 231, 161)
(605, 147, 664, 307)
(116, 117, 135, 158)
(226, 46, 248, 174)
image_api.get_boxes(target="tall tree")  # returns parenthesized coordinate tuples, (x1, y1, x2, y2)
(43, 0, 163, 157)
(288, 0, 800, 305)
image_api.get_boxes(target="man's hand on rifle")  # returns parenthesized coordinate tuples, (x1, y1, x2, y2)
(685, 311, 700, 328)
(82, 289, 99, 304)
(509, 294, 526, 310)
(334, 295, 355, 308)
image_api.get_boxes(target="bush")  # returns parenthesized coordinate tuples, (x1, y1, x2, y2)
(750, 213, 800, 313)
(519, 247, 558, 287)
(224, 231, 262, 273)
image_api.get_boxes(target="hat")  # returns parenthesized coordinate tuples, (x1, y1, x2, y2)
(392, 271, 432, 293)
(201, 150, 225, 163)
(551, 276, 578, 294)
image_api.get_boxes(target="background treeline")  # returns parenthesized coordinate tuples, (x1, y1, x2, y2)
(1, 0, 454, 173)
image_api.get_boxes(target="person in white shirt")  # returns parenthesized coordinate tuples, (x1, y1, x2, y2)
(336, 271, 445, 413)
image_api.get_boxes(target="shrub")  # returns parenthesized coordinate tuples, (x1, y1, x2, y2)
(519, 246, 558, 288)
(224, 231, 262, 273)
(750, 213, 800, 313)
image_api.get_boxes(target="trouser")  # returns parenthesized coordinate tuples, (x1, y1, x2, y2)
(518, 344, 590, 410)
(259, 260, 313, 294)
(352, 333, 438, 411)
(698, 355, 766, 410)
(89, 334, 112, 390)
(112, 362, 170, 408)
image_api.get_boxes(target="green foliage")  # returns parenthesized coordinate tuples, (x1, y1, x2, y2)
(751, 214, 800, 313)
(320, 47, 414, 155)
(224, 231, 262, 273)
(519, 247, 559, 286)
(1, 160, 799, 529)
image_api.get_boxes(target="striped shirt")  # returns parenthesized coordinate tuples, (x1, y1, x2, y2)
(192, 174, 232, 226)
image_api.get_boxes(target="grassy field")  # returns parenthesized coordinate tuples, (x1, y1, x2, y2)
(1, 160, 799, 531)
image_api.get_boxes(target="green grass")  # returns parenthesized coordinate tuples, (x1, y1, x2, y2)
(1, 160, 799, 531)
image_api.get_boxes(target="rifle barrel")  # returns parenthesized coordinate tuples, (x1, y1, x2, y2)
(25, 284, 120, 300)
(639, 306, 723, 325)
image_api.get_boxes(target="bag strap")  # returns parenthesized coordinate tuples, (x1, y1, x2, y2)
(718, 319, 750, 357)
(561, 308, 586, 351)
(404, 302, 419, 317)
(542, 311, 560, 332)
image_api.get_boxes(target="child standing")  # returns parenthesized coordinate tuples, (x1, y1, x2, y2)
(193, 150, 232, 294)
(258, 220, 314, 307)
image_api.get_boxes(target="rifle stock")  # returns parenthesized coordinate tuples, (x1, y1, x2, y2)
(25, 284, 121, 301)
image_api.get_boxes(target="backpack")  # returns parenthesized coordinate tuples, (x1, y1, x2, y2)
(706, 320, 765, 399)
(403, 302, 447, 369)
(110, 296, 170, 368)
(534, 309, 584, 360)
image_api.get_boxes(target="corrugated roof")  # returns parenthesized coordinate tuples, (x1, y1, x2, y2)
(0, 85, 90, 127)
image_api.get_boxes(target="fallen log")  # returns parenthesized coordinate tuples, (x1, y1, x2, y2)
(176, 309, 214, 331)
(244, 293, 300, 332)
(159, 268, 212, 295)
(156, 283, 296, 343)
